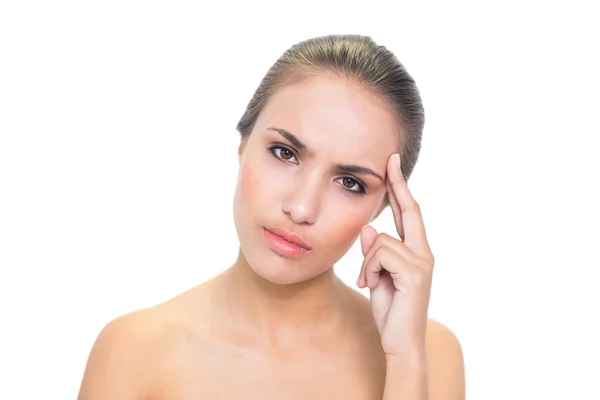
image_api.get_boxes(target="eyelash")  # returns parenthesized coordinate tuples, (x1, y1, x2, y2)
(266, 144, 368, 195)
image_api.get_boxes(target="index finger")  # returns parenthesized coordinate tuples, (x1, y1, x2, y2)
(386, 153, 431, 255)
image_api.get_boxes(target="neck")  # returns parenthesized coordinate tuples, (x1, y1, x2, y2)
(213, 248, 349, 337)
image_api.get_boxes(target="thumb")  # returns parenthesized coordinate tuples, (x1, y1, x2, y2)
(360, 225, 378, 256)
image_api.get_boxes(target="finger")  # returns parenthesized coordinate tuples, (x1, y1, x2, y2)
(386, 178, 404, 240)
(365, 245, 430, 291)
(364, 246, 409, 290)
(360, 225, 378, 255)
(365, 232, 421, 263)
(359, 232, 420, 288)
(386, 153, 431, 255)
(358, 225, 378, 287)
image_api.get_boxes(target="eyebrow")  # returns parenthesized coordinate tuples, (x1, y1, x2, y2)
(266, 126, 385, 183)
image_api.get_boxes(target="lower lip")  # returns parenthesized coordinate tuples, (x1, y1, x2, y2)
(263, 229, 311, 257)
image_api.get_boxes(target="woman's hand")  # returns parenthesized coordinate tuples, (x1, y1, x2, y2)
(357, 153, 435, 356)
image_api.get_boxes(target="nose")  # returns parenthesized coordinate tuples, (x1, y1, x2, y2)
(281, 171, 322, 225)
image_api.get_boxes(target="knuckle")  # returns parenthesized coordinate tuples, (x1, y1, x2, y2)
(372, 244, 387, 257)
(424, 253, 435, 268)
(379, 232, 400, 247)
(378, 232, 393, 243)
(401, 200, 421, 213)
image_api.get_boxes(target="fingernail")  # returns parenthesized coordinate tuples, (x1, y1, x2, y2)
(394, 153, 401, 169)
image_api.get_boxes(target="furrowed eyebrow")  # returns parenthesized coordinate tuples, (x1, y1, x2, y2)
(266, 126, 384, 183)
(267, 126, 308, 152)
(335, 164, 384, 183)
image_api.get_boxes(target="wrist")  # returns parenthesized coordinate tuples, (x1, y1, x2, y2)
(385, 346, 427, 368)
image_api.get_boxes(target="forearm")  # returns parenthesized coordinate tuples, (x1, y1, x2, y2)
(382, 350, 429, 400)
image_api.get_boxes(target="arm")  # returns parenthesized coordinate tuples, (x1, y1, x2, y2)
(382, 320, 465, 400)
(382, 347, 429, 399)
(77, 313, 157, 400)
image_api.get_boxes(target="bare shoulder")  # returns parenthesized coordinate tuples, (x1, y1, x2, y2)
(77, 307, 172, 399)
(77, 292, 208, 400)
(425, 318, 466, 399)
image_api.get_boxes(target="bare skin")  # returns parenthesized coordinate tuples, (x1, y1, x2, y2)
(150, 261, 387, 399)
(77, 73, 465, 399)
(78, 259, 461, 399)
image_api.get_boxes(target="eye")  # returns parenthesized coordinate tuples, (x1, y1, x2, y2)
(268, 145, 298, 163)
(336, 177, 367, 195)
(268, 145, 367, 195)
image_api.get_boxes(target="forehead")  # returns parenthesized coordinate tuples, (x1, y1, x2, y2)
(254, 74, 400, 161)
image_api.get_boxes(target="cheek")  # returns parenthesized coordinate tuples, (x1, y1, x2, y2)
(240, 163, 259, 201)
(323, 206, 373, 254)
(239, 152, 289, 209)
(235, 152, 282, 224)
(238, 155, 267, 207)
(333, 216, 367, 242)
(234, 157, 260, 231)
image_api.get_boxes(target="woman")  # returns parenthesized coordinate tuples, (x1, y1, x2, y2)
(77, 34, 465, 399)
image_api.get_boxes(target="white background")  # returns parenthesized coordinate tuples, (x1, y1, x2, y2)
(1, 1, 599, 399)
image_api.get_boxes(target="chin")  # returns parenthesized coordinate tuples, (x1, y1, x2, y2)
(244, 246, 311, 285)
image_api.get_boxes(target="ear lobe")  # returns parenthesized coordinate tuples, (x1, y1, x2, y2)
(237, 139, 248, 165)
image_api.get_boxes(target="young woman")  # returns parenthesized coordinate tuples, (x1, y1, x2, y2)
(77, 34, 465, 400)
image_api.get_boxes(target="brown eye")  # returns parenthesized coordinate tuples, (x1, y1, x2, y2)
(342, 177, 356, 188)
(269, 146, 298, 163)
(280, 149, 293, 160)
(335, 176, 367, 195)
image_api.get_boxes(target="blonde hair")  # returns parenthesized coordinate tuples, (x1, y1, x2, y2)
(236, 34, 425, 204)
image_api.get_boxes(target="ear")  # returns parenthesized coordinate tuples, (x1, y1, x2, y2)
(237, 137, 248, 160)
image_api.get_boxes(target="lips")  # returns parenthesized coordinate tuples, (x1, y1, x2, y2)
(264, 226, 311, 250)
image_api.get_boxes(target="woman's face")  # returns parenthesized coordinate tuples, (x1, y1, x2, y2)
(233, 73, 400, 284)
